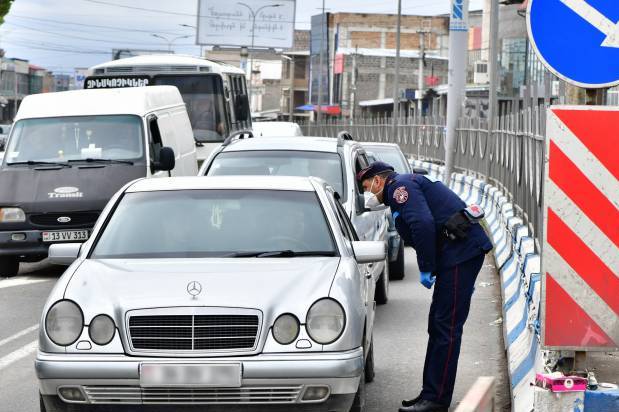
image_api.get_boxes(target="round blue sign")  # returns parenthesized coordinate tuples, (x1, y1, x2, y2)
(528, 0, 619, 88)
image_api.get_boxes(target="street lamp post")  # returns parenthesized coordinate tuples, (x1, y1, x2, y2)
(179, 24, 204, 57)
(237, 2, 282, 111)
(151, 34, 192, 52)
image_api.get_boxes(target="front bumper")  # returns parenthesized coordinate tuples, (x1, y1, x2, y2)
(0, 229, 89, 259)
(36, 349, 363, 411)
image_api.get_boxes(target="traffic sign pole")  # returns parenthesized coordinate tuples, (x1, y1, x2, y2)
(444, 0, 470, 185)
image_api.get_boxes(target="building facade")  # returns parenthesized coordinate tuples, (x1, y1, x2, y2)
(307, 12, 451, 119)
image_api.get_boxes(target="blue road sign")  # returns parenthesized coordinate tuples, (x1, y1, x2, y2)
(527, 0, 619, 88)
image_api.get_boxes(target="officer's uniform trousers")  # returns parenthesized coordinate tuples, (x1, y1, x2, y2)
(384, 172, 493, 407)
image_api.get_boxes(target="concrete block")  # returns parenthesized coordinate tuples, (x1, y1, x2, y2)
(533, 386, 585, 412)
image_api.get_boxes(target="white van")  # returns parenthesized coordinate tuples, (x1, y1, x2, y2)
(0, 86, 197, 276)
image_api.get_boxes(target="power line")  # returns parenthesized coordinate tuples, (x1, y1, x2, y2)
(2, 21, 198, 47)
(9, 14, 188, 36)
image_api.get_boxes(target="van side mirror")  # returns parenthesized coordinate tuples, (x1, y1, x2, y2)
(413, 167, 429, 175)
(48, 243, 81, 265)
(153, 146, 175, 172)
(352, 241, 386, 264)
(236, 94, 250, 122)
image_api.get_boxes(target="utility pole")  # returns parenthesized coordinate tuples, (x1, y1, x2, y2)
(316, 0, 326, 124)
(486, 0, 499, 179)
(417, 30, 425, 116)
(444, 0, 470, 185)
(237, 2, 282, 111)
(391, 0, 402, 137)
(289, 56, 295, 121)
(350, 51, 357, 123)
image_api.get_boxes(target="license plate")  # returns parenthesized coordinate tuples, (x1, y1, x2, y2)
(42, 230, 89, 242)
(140, 363, 242, 387)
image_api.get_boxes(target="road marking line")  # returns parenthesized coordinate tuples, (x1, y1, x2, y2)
(0, 277, 51, 289)
(0, 340, 38, 370)
(0, 325, 38, 348)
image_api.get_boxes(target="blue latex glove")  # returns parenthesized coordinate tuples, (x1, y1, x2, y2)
(420, 271, 436, 289)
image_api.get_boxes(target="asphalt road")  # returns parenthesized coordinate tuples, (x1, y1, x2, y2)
(0, 250, 510, 412)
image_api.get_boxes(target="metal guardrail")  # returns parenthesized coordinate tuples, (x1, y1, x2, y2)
(302, 108, 546, 248)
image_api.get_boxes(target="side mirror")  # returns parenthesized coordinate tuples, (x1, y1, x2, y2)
(48, 243, 81, 265)
(352, 241, 386, 264)
(413, 167, 429, 175)
(236, 94, 250, 122)
(153, 146, 175, 172)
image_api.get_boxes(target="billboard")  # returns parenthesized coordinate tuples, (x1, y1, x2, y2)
(309, 12, 329, 106)
(197, 0, 295, 49)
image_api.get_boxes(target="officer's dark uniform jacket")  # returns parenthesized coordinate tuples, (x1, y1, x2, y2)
(383, 172, 492, 273)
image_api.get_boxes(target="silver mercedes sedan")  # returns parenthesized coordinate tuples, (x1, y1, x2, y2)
(36, 176, 385, 412)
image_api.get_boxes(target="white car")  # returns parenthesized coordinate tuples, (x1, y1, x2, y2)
(199, 133, 391, 305)
(37, 176, 384, 412)
(252, 121, 303, 137)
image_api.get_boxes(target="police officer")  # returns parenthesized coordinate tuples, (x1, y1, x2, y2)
(357, 161, 493, 412)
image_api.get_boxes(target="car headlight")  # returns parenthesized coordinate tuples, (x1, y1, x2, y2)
(89, 314, 116, 346)
(306, 298, 346, 345)
(45, 300, 83, 346)
(272, 313, 300, 345)
(0, 207, 25, 223)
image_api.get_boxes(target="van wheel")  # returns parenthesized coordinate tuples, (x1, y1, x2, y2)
(0, 256, 19, 277)
(389, 243, 405, 280)
(365, 339, 375, 383)
(350, 362, 366, 412)
(374, 261, 389, 305)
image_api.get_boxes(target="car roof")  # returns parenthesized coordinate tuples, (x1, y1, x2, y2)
(221, 136, 356, 153)
(361, 142, 401, 149)
(126, 176, 318, 193)
(15, 86, 184, 120)
(89, 54, 245, 75)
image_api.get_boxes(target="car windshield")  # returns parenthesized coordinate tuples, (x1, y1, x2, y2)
(153, 75, 227, 143)
(3, 115, 143, 165)
(207, 151, 346, 201)
(91, 189, 336, 259)
(365, 145, 409, 173)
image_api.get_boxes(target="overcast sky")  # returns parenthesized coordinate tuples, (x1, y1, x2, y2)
(0, 0, 483, 73)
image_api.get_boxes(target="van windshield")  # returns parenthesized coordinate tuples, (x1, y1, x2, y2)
(3, 115, 144, 166)
(153, 75, 228, 143)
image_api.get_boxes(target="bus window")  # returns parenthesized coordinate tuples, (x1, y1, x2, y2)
(152, 75, 229, 143)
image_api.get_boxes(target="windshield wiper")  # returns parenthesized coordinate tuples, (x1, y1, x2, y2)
(226, 250, 336, 258)
(6, 160, 71, 167)
(68, 158, 134, 165)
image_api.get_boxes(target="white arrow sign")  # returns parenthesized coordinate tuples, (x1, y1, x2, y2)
(559, 0, 619, 48)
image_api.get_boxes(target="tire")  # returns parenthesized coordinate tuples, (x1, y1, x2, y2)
(364, 339, 375, 383)
(374, 261, 389, 305)
(0, 256, 19, 277)
(350, 361, 366, 412)
(389, 242, 405, 280)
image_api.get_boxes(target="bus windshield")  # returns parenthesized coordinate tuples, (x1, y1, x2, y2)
(153, 75, 228, 143)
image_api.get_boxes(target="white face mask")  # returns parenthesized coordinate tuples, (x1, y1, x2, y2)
(364, 177, 383, 210)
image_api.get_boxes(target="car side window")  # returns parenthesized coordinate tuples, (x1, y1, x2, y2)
(334, 196, 360, 241)
(353, 151, 369, 193)
(326, 192, 351, 241)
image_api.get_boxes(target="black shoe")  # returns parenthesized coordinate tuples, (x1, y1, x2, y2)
(401, 394, 422, 407)
(398, 399, 448, 412)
